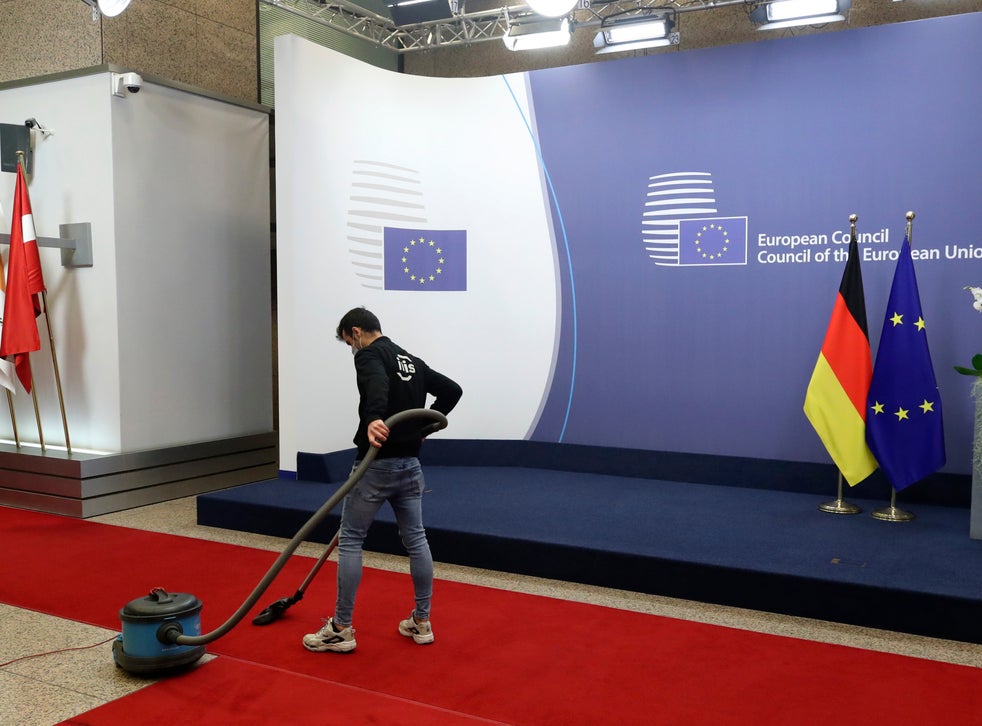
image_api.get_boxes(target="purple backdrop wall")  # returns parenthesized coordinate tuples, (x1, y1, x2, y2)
(526, 13, 982, 477)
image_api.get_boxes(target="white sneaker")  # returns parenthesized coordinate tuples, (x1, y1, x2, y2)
(398, 612, 434, 644)
(302, 618, 356, 653)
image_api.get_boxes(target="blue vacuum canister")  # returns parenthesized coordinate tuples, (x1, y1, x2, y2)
(113, 588, 206, 674)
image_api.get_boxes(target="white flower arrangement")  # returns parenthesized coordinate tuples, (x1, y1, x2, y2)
(955, 287, 982, 377)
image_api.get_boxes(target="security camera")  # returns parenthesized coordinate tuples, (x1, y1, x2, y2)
(111, 72, 144, 97)
(123, 73, 142, 93)
(23, 118, 54, 138)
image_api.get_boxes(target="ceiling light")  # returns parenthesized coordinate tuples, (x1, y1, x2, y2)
(751, 0, 850, 30)
(80, 0, 132, 19)
(594, 13, 678, 54)
(767, 0, 837, 20)
(502, 17, 571, 51)
(97, 0, 131, 15)
(525, 0, 578, 18)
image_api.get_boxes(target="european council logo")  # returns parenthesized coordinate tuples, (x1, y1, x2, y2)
(642, 171, 748, 267)
(383, 227, 467, 291)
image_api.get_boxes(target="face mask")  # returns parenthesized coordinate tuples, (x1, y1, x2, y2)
(350, 334, 362, 355)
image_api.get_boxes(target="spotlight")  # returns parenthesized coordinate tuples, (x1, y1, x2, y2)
(750, 0, 850, 31)
(525, 0, 578, 19)
(502, 17, 571, 51)
(593, 13, 678, 54)
(80, 0, 132, 19)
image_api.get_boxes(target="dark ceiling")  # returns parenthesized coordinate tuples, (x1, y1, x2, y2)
(388, 0, 456, 26)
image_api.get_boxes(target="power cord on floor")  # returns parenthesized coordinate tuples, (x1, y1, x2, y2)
(0, 634, 118, 669)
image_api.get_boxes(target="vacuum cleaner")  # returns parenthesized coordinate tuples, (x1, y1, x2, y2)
(112, 407, 448, 675)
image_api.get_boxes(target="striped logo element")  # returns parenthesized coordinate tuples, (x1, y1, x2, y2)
(346, 160, 427, 290)
(642, 171, 748, 267)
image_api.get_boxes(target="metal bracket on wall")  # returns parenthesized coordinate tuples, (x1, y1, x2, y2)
(0, 222, 93, 267)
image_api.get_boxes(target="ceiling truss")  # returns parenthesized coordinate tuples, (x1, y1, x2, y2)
(261, 0, 753, 53)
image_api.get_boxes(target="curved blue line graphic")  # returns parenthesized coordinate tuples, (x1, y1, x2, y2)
(501, 74, 577, 443)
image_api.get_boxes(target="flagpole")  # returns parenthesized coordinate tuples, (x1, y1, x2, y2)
(29, 370, 44, 452)
(818, 470, 862, 514)
(873, 488, 913, 521)
(1, 159, 19, 447)
(816, 214, 864, 515)
(40, 291, 70, 455)
(871, 211, 916, 523)
(6, 390, 19, 447)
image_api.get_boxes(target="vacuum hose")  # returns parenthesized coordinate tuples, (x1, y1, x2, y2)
(165, 407, 449, 646)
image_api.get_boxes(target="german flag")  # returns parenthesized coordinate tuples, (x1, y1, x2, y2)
(803, 232, 878, 485)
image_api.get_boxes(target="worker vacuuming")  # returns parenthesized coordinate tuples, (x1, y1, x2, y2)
(303, 307, 463, 653)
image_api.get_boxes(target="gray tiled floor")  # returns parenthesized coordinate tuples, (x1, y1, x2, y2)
(2, 496, 981, 725)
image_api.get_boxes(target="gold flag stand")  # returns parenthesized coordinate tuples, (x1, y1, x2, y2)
(818, 471, 862, 514)
(872, 488, 914, 522)
(871, 211, 919, 523)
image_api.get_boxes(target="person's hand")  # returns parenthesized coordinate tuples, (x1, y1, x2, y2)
(367, 419, 389, 448)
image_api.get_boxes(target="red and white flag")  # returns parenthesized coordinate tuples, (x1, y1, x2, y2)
(0, 246, 18, 395)
(0, 163, 46, 392)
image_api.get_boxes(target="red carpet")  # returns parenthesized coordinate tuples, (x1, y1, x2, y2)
(62, 656, 490, 725)
(2, 506, 981, 725)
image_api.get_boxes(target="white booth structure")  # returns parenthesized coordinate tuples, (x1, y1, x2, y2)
(0, 66, 275, 517)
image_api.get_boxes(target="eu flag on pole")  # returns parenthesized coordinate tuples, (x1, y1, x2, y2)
(866, 236, 945, 491)
(383, 227, 466, 291)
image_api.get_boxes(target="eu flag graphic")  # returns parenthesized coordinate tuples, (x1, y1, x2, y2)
(678, 217, 748, 266)
(383, 227, 467, 291)
(865, 236, 945, 491)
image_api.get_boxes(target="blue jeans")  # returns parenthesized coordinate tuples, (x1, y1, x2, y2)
(334, 456, 433, 626)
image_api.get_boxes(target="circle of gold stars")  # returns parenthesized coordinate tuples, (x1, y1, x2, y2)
(868, 310, 937, 422)
(693, 223, 730, 260)
(401, 237, 447, 286)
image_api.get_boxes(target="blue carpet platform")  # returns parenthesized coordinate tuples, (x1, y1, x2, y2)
(198, 440, 982, 645)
